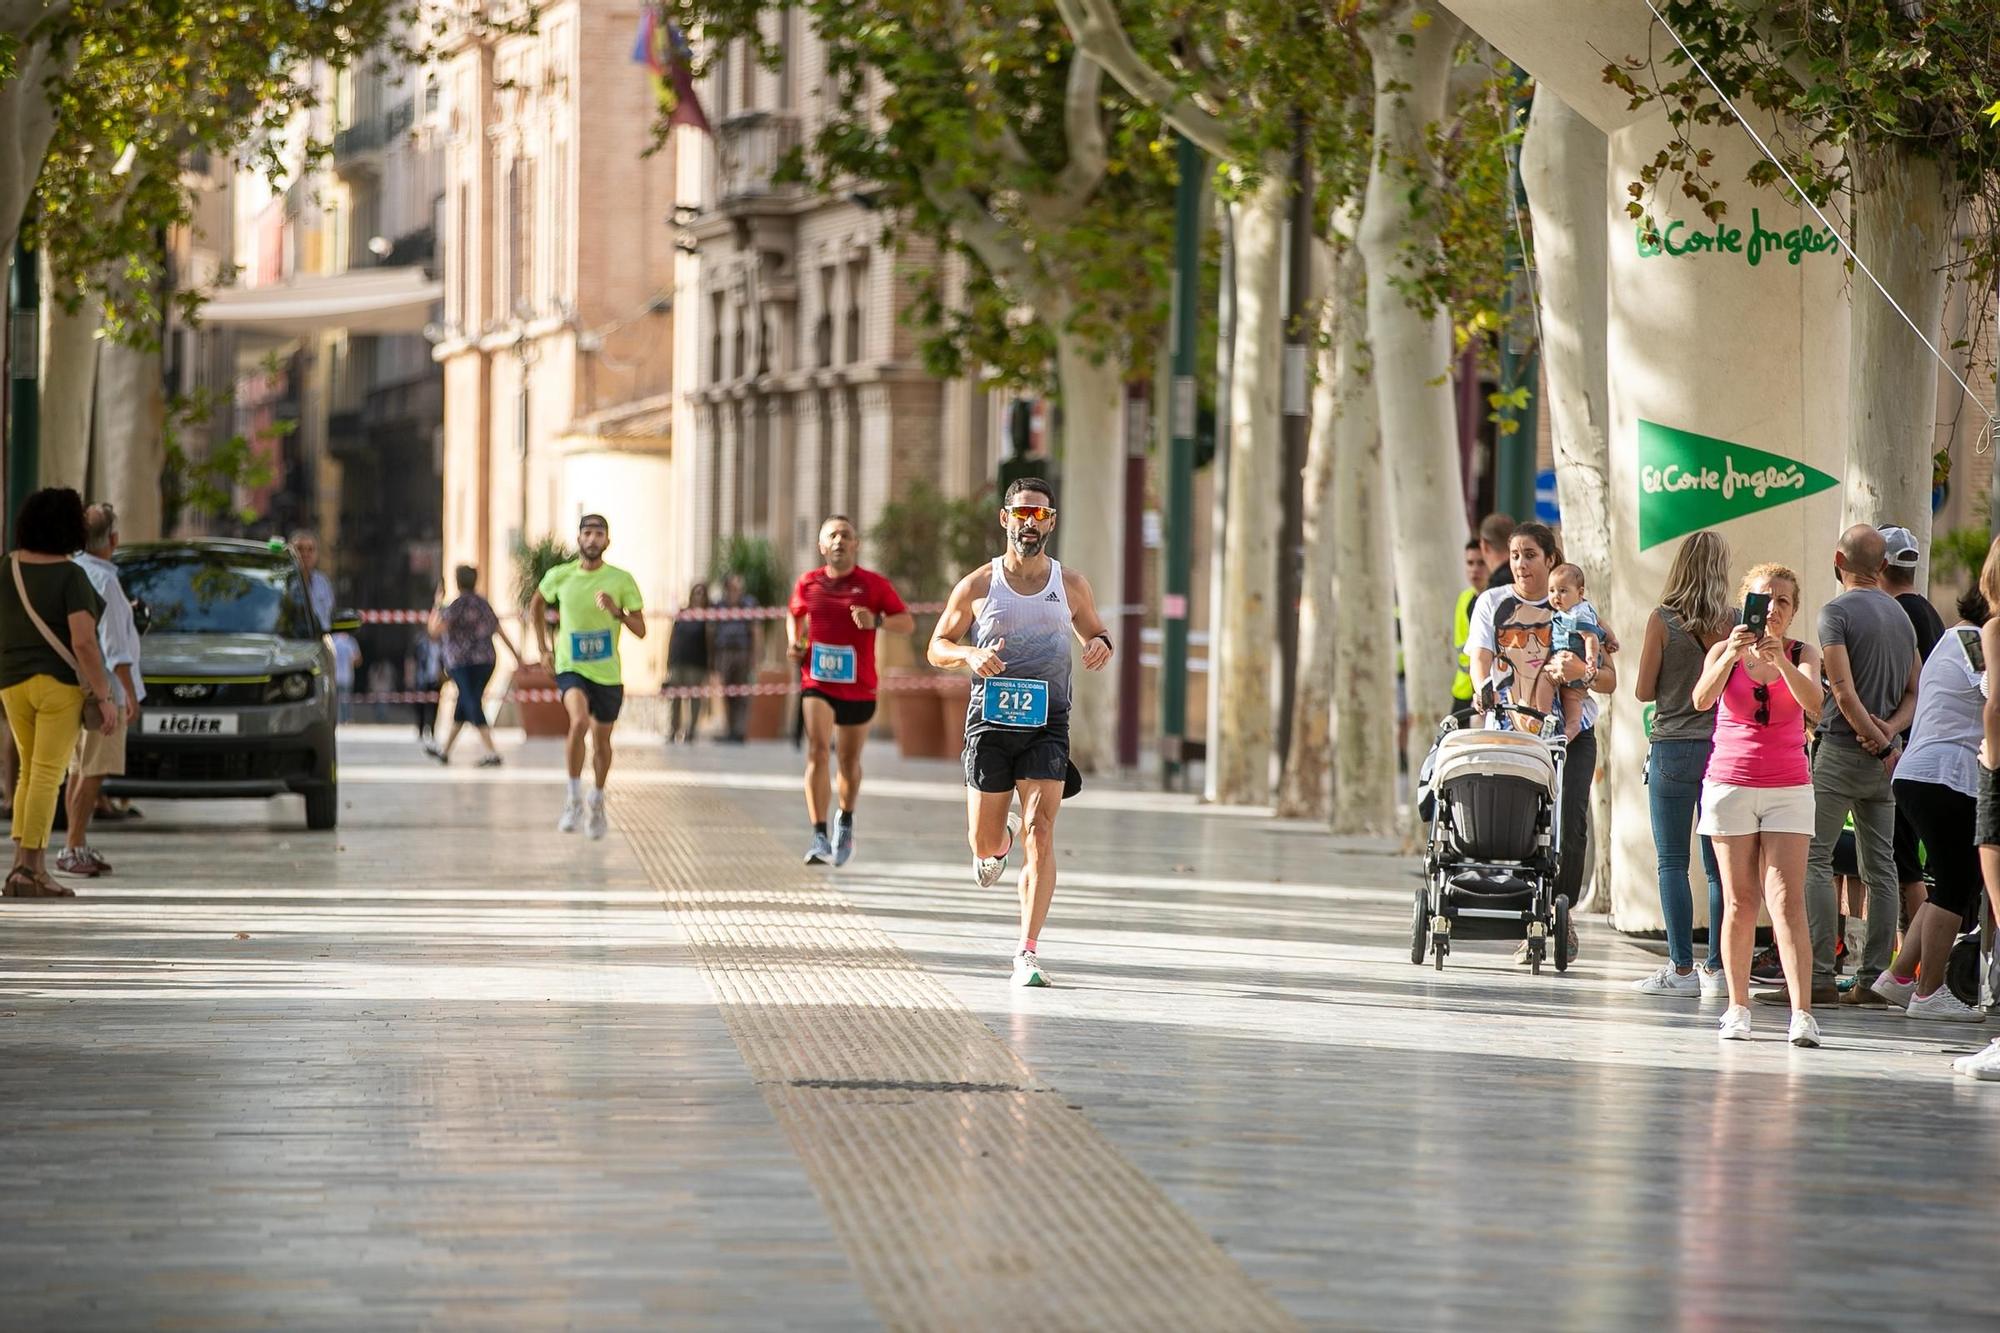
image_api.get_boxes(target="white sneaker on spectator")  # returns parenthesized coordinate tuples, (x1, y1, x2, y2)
(1631, 964, 1700, 996)
(1719, 1005, 1752, 1041)
(1788, 1010, 1822, 1048)
(1953, 1039, 2000, 1077)
(1906, 988, 1985, 1024)
(1870, 972, 1916, 1009)
(1698, 965, 1727, 999)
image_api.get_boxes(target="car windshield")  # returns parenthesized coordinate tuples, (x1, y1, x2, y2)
(115, 549, 319, 639)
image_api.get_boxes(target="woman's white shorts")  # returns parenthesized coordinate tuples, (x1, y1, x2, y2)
(1698, 781, 1817, 838)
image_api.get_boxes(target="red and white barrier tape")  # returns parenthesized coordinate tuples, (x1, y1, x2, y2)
(351, 675, 974, 705)
(359, 603, 951, 626)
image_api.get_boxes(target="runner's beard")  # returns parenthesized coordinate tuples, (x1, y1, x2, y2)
(1011, 530, 1045, 558)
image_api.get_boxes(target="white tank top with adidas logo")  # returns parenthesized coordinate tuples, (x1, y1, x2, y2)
(971, 556, 1073, 717)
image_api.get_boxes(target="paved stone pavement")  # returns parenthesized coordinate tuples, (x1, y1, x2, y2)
(4, 726, 1998, 1330)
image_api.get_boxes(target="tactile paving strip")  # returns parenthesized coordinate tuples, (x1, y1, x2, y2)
(620, 787, 1298, 1332)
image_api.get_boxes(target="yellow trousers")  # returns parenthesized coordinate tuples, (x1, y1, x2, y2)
(2, 675, 83, 850)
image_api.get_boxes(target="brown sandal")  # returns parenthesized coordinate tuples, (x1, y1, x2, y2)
(5, 868, 73, 898)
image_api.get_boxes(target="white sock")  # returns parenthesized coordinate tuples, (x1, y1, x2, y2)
(589, 784, 605, 803)
(566, 778, 582, 801)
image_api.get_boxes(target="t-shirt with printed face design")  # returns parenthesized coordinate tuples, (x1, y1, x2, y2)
(789, 565, 907, 701)
(1467, 584, 1600, 729)
(538, 560, 644, 686)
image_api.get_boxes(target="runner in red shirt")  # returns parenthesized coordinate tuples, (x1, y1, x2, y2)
(787, 515, 913, 866)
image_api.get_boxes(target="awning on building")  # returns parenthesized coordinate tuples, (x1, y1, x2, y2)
(196, 266, 441, 337)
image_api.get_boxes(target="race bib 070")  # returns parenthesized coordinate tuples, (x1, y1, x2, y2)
(980, 677, 1049, 728)
(809, 643, 858, 684)
(570, 629, 613, 663)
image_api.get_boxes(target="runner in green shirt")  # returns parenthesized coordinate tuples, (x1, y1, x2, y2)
(528, 513, 645, 839)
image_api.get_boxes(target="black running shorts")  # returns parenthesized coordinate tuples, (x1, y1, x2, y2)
(801, 688, 877, 728)
(556, 672, 624, 723)
(964, 715, 1070, 793)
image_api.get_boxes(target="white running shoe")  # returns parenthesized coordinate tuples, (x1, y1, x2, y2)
(1698, 965, 1728, 999)
(1788, 1010, 1822, 1048)
(1632, 964, 1701, 997)
(804, 831, 833, 865)
(973, 812, 1022, 889)
(832, 815, 855, 867)
(1906, 988, 1985, 1024)
(557, 798, 583, 834)
(1870, 972, 1917, 1009)
(1012, 951, 1051, 988)
(585, 794, 608, 841)
(1514, 940, 1535, 967)
(1953, 1039, 2000, 1077)
(1718, 1005, 1753, 1041)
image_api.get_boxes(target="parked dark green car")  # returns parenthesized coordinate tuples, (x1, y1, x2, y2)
(108, 539, 351, 830)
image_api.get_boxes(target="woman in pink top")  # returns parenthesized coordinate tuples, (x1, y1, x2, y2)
(1691, 564, 1825, 1045)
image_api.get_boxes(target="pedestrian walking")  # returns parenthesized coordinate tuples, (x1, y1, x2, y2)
(788, 515, 913, 866)
(665, 581, 712, 743)
(929, 479, 1114, 988)
(291, 528, 336, 631)
(331, 631, 362, 724)
(1466, 520, 1618, 959)
(1870, 578, 1989, 1023)
(0, 487, 117, 898)
(429, 564, 521, 767)
(55, 503, 143, 880)
(1780, 525, 1919, 1010)
(1630, 530, 1733, 998)
(408, 628, 443, 755)
(1693, 564, 1824, 1047)
(529, 513, 645, 839)
(712, 572, 758, 742)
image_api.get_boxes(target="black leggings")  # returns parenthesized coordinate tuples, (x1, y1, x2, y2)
(1556, 726, 1597, 907)
(1893, 777, 1981, 920)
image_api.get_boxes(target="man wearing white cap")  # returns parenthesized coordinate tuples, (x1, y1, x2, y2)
(1875, 523, 1947, 985)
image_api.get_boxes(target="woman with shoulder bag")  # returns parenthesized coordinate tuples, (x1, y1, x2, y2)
(1, 488, 116, 898)
(1631, 530, 1734, 998)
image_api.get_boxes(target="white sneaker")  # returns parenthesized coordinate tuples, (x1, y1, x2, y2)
(1513, 940, 1534, 967)
(1632, 964, 1701, 996)
(1870, 972, 1917, 1009)
(1953, 1039, 2000, 1077)
(1788, 1010, 1822, 1048)
(1906, 988, 1985, 1024)
(557, 798, 583, 834)
(1012, 951, 1051, 988)
(585, 793, 608, 841)
(1698, 965, 1728, 999)
(803, 831, 833, 865)
(973, 812, 1022, 889)
(1718, 1005, 1753, 1041)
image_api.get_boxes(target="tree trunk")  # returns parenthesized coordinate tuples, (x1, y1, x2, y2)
(1202, 200, 1235, 803)
(1324, 215, 1398, 838)
(1521, 86, 1614, 911)
(1359, 2, 1467, 800)
(1846, 140, 1952, 583)
(37, 255, 99, 491)
(1054, 331, 1126, 774)
(1212, 167, 1286, 805)
(94, 334, 167, 540)
(0, 36, 63, 262)
(1277, 237, 1338, 820)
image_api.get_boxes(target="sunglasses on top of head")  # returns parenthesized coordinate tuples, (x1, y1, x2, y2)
(1005, 505, 1057, 523)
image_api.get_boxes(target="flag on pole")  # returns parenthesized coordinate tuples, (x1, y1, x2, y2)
(632, 4, 712, 137)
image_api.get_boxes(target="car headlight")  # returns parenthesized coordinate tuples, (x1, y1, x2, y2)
(264, 672, 314, 703)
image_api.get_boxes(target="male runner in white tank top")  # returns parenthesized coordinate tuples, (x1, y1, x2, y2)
(929, 479, 1114, 986)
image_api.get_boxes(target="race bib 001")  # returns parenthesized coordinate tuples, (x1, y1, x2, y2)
(570, 628, 613, 663)
(980, 677, 1049, 728)
(809, 643, 858, 684)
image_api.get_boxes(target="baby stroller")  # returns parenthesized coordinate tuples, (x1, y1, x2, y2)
(1412, 680, 1571, 974)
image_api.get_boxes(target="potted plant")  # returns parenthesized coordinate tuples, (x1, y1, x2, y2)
(871, 481, 994, 758)
(511, 535, 575, 737)
(710, 534, 789, 740)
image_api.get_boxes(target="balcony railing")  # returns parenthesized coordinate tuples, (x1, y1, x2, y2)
(332, 98, 412, 164)
(715, 111, 803, 206)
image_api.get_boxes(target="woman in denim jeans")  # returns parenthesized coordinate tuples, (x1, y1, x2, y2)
(1631, 531, 1734, 997)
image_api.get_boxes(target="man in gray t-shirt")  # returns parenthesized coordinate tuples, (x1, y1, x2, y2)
(1788, 525, 1921, 1005)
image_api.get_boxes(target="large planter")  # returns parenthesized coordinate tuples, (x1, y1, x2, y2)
(889, 669, 947, 758)
(938, 675, 972, 757)
(512, 660, 569, 737)
(748, 667, 789, 741)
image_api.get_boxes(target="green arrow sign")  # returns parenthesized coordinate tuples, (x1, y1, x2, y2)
(1637, 419, 1838, 549)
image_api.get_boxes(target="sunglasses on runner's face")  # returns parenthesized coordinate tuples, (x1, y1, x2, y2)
(1005, 505, 1057, 523)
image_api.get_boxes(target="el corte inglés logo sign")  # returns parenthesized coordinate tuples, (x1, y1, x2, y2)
(1635, 207, 1841, 266)
(1638, 419, 1838, 549)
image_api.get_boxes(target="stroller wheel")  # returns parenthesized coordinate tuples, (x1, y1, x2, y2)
(1410, 888, 1430, 965)
(1554, 895, 1573, 973)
